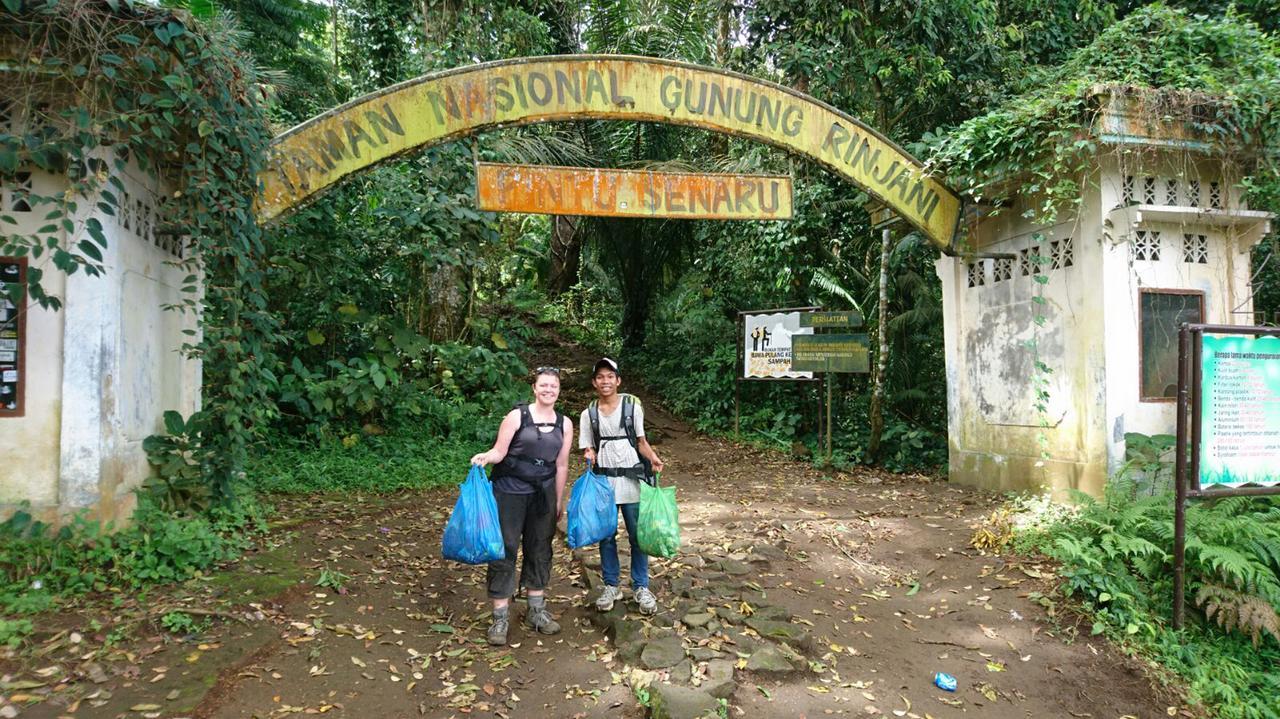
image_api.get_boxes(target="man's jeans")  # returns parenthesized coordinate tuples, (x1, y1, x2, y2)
(599, 502, 648, 588)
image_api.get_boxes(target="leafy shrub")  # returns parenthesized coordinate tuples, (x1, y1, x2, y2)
(160, 611, 209, 636)
(1023, 476, 1280, 719)
(0, 618, 33, 648)
(142, 411, 212, 513)
(0, 497, 267, 615)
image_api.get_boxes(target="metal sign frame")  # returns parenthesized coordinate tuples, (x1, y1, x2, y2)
(1172, 322, 1280, 628)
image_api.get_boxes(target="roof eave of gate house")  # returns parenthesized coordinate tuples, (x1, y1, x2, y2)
(959, 85, 1276, 231)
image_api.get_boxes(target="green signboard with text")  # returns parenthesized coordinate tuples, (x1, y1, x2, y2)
(1198, 334, 1280, 488)
(792, 334, 870, 373)
(799, 311, 864, 329)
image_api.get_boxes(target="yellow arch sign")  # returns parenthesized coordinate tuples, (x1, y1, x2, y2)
(257, 55, 961, 248)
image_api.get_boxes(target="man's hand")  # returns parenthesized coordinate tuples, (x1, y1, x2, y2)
(652, 456, 664, 474)
(583, 448, 597, 464)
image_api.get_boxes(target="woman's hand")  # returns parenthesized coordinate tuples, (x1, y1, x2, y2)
(470, 452, 489, 466)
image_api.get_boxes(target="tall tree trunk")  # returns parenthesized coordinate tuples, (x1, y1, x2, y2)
(868, 227, 890, 458)
(547, 214, 581, 296)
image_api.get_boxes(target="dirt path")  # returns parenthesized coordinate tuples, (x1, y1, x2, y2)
(6, 342, 1181, 719)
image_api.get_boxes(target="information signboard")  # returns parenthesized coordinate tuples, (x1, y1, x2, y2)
(1197, 333, 1280, 488)
(792, 334, 870, 373)
(741, 310, 813, 379)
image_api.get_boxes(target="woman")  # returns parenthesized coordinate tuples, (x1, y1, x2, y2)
(469, 367, 572, 646)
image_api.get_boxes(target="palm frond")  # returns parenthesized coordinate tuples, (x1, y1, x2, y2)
(811, 267, 864, 314)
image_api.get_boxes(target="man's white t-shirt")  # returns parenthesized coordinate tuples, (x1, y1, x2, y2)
(579, 398, 645, 504)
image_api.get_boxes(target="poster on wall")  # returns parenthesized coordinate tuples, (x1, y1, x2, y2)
(1197, 333, 1280, 488)
(742, 310, 813, 379)
(0, 258, 23, 416)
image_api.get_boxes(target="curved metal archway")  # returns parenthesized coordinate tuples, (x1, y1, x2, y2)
(256, 55, 961, 249)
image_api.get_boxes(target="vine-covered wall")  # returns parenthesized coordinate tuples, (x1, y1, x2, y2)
(0, 0, 279, 520)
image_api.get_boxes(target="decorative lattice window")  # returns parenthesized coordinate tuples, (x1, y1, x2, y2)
(1133, 230, 1161, 261)
(1183, 234, 1208, 264)
(1209, 181, 1222, 209)
(1143, 176, 1157, 204)
(1188, 180, 1201, 207)
(1122, 175, 1135, 205)
(967, 261, 986, 288)
(1165, 178, 1179, 205)
(1019, 246, 1037, 276)
(7, 172, 32, 213)
(1051, 238, 1074, 269)
(140, 202, 152, 243)
(31, 103, 51, 137)
(0, 100, 10, 135)
(994, 257, 1013, 282)
(119, 190, 132, 231)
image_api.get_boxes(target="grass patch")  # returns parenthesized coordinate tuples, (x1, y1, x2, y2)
(206, 544, 308, 603)
(246, 430, 489, 494)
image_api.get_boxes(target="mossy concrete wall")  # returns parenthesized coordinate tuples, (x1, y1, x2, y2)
(939, 149, 1270, 498)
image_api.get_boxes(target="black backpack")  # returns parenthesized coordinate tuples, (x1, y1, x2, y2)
(587, 394, 655, 485)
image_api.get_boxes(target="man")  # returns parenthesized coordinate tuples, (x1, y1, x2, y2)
(580, 357, 665, 614)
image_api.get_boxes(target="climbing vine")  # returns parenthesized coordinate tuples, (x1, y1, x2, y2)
(927, 4, 1280, 462)
(0, 0, 279, 503)
(928, 5, 1280, 219)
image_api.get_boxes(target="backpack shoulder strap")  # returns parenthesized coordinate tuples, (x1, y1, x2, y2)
(621, 395, 638, 449)
(515, 403, 533, 431)
(588, 400, 601, 453)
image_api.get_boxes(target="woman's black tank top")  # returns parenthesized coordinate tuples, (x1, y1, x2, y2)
(492, 404, 563, 495)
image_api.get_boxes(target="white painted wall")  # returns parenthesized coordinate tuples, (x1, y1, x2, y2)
(0, 168, 68, 512)
(1, 150, 200, 525)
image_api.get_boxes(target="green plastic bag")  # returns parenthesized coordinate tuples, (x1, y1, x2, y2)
(637, 475, 680, 558)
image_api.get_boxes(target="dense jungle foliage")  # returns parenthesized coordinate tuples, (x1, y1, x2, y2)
(2, 0, 1280, 714)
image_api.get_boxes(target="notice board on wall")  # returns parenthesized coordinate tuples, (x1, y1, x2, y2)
(0, 258, 24, 416)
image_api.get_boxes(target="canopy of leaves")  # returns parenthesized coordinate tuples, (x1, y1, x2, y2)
(928, 4, 1280, 215)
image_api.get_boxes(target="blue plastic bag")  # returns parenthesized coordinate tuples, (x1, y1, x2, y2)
(566, 465, 617, 549)
(441, 465, 505, 564)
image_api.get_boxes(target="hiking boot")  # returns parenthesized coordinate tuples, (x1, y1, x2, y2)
(595, 584, 624, 612)
(526, 605, 561, 635)
(635, 586, 657, 615)
(486, 611, 510, 646)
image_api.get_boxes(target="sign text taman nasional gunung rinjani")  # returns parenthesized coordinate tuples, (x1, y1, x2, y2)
(256, 56, 961, 248)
